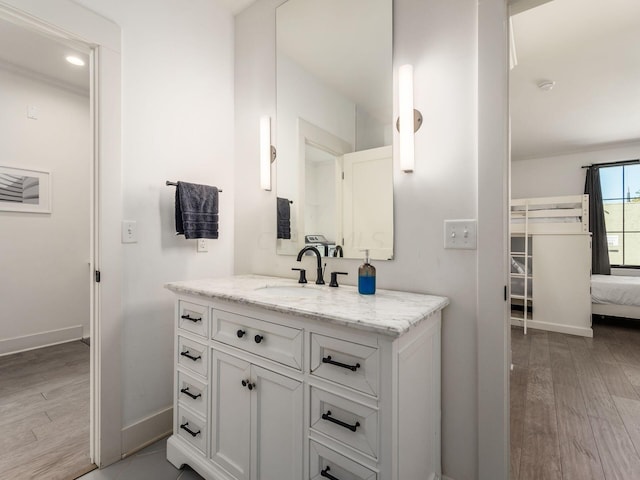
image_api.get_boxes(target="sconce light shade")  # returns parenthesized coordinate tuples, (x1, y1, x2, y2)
(260, 115, 272, 190)
(399, 64, 415, 173)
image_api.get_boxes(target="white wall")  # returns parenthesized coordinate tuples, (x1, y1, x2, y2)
(511, 141, 640, 199)
(235, 0, 482, 478)
(0, 67, 90, 349)
(74, 0, 235, 431)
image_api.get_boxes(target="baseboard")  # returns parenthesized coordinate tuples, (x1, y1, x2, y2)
(121, 406, 173, 457)
(0, 325, 83, 356)
(442, 476, 455, 480)
(510, 318, 593, 337)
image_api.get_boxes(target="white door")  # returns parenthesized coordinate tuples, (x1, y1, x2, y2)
(250, 365, 303, 480)
(342, 145, 393, 259)
(211, 351, 251, 480)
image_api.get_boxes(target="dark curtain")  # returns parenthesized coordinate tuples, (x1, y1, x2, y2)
(584, 167, 611, 274)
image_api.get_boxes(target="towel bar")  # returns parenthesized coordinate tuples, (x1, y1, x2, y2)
(166, 181, 222, 193)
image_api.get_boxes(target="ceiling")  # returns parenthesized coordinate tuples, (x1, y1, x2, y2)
(510, 0, 640, 160)
(0, 16, 89, 94)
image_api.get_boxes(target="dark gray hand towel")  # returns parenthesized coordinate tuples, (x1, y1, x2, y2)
(277, 197, 291, 239)
(175, 181, 219, 239)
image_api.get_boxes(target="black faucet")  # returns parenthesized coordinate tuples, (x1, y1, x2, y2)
(333, 245, 343, 257)
(296, 246, 325, 285)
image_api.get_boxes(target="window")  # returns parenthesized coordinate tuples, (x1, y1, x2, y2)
(600, 164, 640, 266)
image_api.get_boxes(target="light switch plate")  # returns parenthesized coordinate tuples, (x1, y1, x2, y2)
(444, 219, 477, 249)
(121, 220, 137, 243)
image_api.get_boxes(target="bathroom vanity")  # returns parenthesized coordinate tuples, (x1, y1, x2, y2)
(165, 275, 448, 480)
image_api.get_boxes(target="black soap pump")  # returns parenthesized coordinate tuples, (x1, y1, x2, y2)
(358, 249, 376, 295)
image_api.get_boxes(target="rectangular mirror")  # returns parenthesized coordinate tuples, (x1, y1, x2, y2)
(275, 0, 393, 260)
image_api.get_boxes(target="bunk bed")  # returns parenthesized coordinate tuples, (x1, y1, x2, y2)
(510, 194, 592, 337)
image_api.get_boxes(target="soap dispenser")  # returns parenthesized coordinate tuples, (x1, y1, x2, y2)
(358, 249, 376, 295)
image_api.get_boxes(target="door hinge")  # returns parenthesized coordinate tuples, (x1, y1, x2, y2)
(342, 172, 344, 180)
(95, 270, 101, 283)
(504, 285, 507, 301)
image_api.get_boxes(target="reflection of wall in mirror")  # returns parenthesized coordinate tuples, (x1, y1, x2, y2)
(356, 107, 393, 151)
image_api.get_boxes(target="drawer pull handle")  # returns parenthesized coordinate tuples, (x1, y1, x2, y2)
(321, 410, 360, 432)
(241, 379, 256, 391)
(322, 355, 360, 372)
(180, 422, 201, 438)
(180, 350, 201, 362)
(180, 387, 201, 400)
(254, 334, 264, 344)
(181, 314, 201, 323)
(237, 329, 246, 338)
(320, 466, 340, 480)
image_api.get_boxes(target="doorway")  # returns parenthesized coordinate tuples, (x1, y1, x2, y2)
(0, 0, 123, 470)
(0, 14, 95, 478)
(508, 0, 640, 478)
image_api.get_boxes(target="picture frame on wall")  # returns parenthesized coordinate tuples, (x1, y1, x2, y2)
(0, 166, 51, 213)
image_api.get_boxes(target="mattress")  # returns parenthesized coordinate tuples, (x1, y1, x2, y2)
(591, 274, 640, 306)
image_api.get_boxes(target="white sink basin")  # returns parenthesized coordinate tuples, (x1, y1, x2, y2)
(254, 285, 325, 297)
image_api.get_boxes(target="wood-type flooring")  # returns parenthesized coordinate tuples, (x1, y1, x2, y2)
(0, 341, 94, 479)
(511, 318, 640, 480)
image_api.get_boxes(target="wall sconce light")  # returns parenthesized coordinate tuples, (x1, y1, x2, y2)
(260, 115, 277, 190)
(397, 64, 422, 173)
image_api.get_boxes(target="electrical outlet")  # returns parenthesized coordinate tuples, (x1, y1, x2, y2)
(197, 238, 208, 252)
(121, 220, 137, 243)
(444, 219, 477, 249)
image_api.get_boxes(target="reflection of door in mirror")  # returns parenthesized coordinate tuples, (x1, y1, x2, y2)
(343, 146, 393, 260)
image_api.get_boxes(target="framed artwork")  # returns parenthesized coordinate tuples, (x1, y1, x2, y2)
(0, 166, 51, 213)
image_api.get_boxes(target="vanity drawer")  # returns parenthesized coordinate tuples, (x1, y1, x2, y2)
(177, 407, 207, 456)
(177, 370, 207, 418)
(178, 300, 209, 338)
(309, 440, 377, 480)
(310, 334, 378, 396)
(310, 387, 378, 459)
(212, 308, 303, 370)
(178, 336, 208, 378)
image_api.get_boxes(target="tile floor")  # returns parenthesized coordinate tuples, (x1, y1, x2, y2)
(77, 438, 204, 480)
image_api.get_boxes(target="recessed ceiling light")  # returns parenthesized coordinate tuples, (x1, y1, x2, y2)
(537, 80, 555, 91)
(65, 55, 85, 66)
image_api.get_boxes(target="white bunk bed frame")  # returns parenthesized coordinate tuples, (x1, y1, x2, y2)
(510, 194, 591, 336)
(511, 194, 589, 235)
(592, 303, 640, 319)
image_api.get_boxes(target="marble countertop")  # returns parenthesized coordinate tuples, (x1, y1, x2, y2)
(165, 275, 449, 337)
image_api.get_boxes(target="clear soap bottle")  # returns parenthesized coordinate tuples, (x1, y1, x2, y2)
(358, 249, 376, 295)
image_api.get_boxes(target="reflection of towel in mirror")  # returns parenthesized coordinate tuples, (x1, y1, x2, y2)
(175, 181, 219, 239)
(277, 197, 291, 239)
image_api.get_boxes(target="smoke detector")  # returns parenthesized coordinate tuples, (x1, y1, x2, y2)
(537, 80, 556, 91)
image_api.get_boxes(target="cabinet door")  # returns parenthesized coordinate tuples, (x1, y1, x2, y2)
(250, 365, 303, 480)
(211, 351, 251, 480)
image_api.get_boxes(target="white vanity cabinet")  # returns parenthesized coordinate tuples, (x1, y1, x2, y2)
(166, 275, 448, 480)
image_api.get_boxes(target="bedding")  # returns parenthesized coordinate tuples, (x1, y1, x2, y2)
(591, 274, 640, 307)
